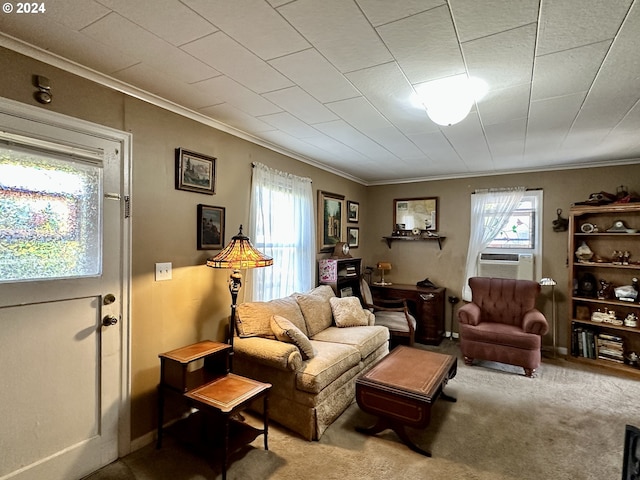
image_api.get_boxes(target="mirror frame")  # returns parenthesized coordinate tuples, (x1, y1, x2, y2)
(393, 197, 439, 233)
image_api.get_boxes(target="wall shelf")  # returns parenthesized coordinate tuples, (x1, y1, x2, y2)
(382, 235, 445, 250)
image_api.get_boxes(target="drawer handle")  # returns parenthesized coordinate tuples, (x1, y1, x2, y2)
(420, 293, 434, 301)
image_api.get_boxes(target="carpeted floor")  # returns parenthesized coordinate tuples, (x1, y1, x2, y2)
(84, 341, 640, 480)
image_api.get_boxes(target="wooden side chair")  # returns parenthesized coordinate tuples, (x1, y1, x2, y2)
(359, 277, 416, 346)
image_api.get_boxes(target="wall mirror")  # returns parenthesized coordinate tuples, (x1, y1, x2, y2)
(393, 197, 438, 232)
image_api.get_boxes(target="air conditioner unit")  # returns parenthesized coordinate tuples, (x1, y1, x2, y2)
(477, 253, 534, 280)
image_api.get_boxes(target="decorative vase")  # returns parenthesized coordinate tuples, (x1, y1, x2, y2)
(575, 241, 593, 262)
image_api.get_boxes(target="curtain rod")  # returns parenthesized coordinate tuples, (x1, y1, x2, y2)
(473, 187, 541, 194)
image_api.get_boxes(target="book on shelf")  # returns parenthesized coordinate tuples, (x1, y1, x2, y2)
(572, 323, 626, 361)
(339, 286, 353, 297)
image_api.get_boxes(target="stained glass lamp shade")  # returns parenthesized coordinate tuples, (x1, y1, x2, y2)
(206, 225, 273, 359)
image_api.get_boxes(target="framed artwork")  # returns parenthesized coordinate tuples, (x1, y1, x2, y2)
(347, 200, 359, 223)
(347, 226, 359, 248)
(393, 197, 438, 233)
(197, 204, 225, 250)
(318, 190, 345, 252)
(175, 148, 216, 195)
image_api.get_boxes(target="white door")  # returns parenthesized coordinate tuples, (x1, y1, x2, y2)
(0, 99, 130, 480)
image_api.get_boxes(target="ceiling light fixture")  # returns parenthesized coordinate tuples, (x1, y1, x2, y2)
(413, 74, 488, 127)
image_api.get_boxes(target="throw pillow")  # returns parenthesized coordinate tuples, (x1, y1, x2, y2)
(329, 296, 369, 327)
(294, 285, 335, 337)
(270, 315, 315, 360)
(236, 296, 307, 338)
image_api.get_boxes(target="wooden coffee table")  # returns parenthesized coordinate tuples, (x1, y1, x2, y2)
(355, 346, 457, 456)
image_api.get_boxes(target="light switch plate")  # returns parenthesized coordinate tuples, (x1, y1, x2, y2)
(155, 262, 172, 281)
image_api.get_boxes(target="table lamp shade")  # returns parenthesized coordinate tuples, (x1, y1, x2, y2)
(377, 262, 392, 271)
(207, 226, 273, 270)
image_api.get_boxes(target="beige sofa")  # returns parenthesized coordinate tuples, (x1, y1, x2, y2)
(232, 285, 389, 440)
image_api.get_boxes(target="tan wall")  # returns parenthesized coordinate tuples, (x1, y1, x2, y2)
(2, 47, 639, 443)
(360, 167, 640, 352)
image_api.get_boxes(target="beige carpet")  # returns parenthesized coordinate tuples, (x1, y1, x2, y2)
(86, 341, 640, 480)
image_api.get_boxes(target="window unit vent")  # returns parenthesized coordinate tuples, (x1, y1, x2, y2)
(477, 253, 534, 280)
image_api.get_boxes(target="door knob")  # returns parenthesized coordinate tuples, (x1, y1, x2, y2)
(102, 315, 118, 327)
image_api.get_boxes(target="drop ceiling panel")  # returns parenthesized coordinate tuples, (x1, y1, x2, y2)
(263, 87, 339, 124)
(199, 103, 276, 133)
(277, 0, 393, 73)
(463, 24, 536, 92)
(181, 32, 293, 93)
(477, 84, 530, 126)
(357, 0, 444, 27)
(377, 6, 465, 84)
(406, 131, 465, 168)
(301, 133, 371, 163)
(258, 112, 320, 139)
(40, 0, 110, 30)
(526, 93, 585, 154)
(81, 13, 217, 83)
(441, 113, 494, 171)
(183, 0, 310, 60)
(269, 49, 361, 103)
(95, 0, 217, 46)
(314, 120, 395, 160)
(484, 118, 526, 162)
(536, 0, 632, 56)
(532, 41, 609, 101)
(451, 0, 539, 43)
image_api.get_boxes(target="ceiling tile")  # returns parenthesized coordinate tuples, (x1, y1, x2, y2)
(464, 24, 536, 92)
(477, 84, 530, 126)
(484, 118, 526, 161)
(263, 87, 339, 124)
(406, 131, 464, 168)
(191, 76, 281, 116)
(37, 0, 110, 30)
(269, 49, 360, 103)
(441, 113, 494, 171)
(277, 0, 393, 72)
(301, 133, 372, 164)
(346, 62, 438, 135)
(532, 41, 609, 101)
(183, 0, 310, 59)
(451, 0, 539, 43)
(377, 6, 465, 84)
(81, 12, 217, 83)
(526, 93, 585, 154)
(314, 120, 395, 160)
(198, 103, 276, 133)
(95, 0, 217, 46)
(181, 32, 293, 93)
(357, 0, 444, 27)
(537, 0, 632, 55)
(257, 112, 319, 139)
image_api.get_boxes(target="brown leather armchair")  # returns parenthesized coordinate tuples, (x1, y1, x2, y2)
(458, 277, 549, 377)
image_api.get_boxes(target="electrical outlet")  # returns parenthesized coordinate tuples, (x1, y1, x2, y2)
(155, 262, 172, 281)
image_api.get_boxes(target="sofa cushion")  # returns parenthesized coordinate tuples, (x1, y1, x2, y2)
(271, 315, 315, 360)
(312, 325, 389, 359)
(236, 296, 307, 338)
(461, 322, 541, 350)
(295, 341, 360, 394)
(294, 285, 335, 337)
(329, 296, 369, 327)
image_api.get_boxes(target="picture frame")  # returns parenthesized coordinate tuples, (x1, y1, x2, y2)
(347, 226, 359, 248)
(175, 148, 216, 195)
(347, 200, 359, 223)
(393, 197, 438, 233)
(318, 190, 345, 252)
(197, 204, 225, 250)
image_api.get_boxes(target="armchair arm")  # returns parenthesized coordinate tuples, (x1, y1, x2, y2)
(233, 336, 303, 372)
(522, 309, 549, 335)
(458, 302, 481, 326)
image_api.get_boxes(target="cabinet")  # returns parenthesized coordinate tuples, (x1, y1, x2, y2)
(567, 204, 640, 377)
(370, 284, 446, 345)
(319, 257, 362, 298)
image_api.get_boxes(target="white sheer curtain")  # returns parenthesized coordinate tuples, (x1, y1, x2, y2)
(462, 187, 526, 301)
(249, 162, 315, 301)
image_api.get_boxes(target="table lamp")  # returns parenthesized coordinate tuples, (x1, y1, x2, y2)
(374, 262, 392, 286)
(207, 225, 273, 364)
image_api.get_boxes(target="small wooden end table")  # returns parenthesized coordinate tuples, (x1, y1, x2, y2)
(355, 346, 457, 456)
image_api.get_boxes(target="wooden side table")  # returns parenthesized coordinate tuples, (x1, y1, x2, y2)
(185, 374, 271, 480)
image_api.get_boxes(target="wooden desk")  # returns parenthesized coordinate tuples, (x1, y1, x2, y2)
(370, 284, 445, 344)
(355, 346, 457, 456)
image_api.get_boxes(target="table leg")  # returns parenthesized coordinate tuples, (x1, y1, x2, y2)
(263, 395, 269, 451)
(222, 416, 229, 480)
(440, 390, 457, 403)
(357, 417, 432, 457)
(156, 384, 164, 449)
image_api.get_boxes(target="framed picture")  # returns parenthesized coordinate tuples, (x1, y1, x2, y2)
(347, 200, 359, 223)
(197, 204, 225, 250)
(318, 190, 345, 252)
(175, 148, 216, 195)
(393, 197, 438, 232)
(347, 226, 359, 248)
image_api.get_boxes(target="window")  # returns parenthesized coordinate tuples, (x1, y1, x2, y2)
(485, 194, 539, 250)
(249, 163, 314, 301)
(0, 145, 102, 282)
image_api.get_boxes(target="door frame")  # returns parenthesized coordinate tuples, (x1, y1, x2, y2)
(0, 96, 133, 458)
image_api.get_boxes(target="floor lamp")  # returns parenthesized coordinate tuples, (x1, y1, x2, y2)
(539, 277, 557, 358)
(207, 225, 273, 369)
